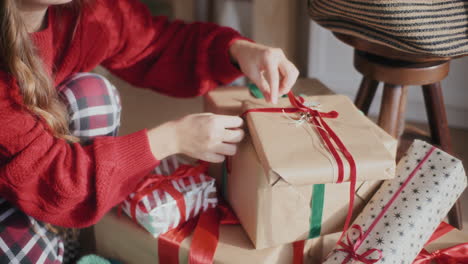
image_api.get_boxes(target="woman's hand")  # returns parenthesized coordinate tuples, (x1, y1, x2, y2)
(147, 113, 244, 163)
(229, 39, 299, 104)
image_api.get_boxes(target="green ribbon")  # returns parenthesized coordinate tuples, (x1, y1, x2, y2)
(221, 160, 228, 200)
(308, 184, 325, 238)
(248, 83, 326, 238)
(247, 83, 288, 99)
(248, 83, 264, 99)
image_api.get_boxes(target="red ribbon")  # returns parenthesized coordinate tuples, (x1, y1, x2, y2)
(158, 218, 198, 264)
(413, 222, 468, 264)
(158, 202, 237, 264)
(242, 92, 357, 239)
(336, 225, 383, 264)
(293, 240, 306, 264)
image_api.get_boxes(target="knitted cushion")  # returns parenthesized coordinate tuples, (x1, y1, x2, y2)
(308, 0, 468, 57)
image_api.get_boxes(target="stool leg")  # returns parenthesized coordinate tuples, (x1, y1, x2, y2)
(422, 82, 462, 229)
(397, 86, 408, 137)
(422, 82, 452, 152)
(448, 202, 463, 230)
(355, 77, 379, 115)
(378, 83, 407, 138)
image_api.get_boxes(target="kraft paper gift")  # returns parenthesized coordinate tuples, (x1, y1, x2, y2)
(308, 232, 343, 263)
(242, 94, 395, 185)
(204, 78, 338, 185)
(94, 210, 318, 264)
(227, 137, 383, 249)
(424, 226, 468, 255)
(413, 222, 468, 264)
(120, 156, 218, 237)
(323, 140, 467, 264)
(204, 79, 396, 249)
(204, 78, 397, 185)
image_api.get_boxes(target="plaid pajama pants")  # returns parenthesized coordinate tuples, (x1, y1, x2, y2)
(0, 73, 122, 264)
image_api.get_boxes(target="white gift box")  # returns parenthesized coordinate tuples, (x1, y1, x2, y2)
(120, 156, 218, 237)
(323, 140, 467, 264)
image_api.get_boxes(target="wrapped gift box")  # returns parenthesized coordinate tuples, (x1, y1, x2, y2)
(95, 210, 318, 264)
(242, 94, 395, 184)
(120, 156, 218, 237)
(423, 224, 468, 254)
(204, 78, 397, 185)
(308, 232, 343, 263)
(205, 79, 397, 249)
(323, 140, 467, 264)
(228, 137, 383, 249)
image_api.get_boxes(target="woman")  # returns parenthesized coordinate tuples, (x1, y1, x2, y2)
(0, 0, 298, 262)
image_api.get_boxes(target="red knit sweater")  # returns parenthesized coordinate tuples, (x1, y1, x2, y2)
(0, 0, 244, 228)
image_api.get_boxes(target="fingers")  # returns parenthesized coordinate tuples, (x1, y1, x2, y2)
(264, 57, 280, 104)
(279, 61, 299, 95)
(250, 69, 271, 102)
(222, 128, 245, 143)
(202, 153, 226, 163)
(214, 143, 237, 156)
(215, 115, 244, 128)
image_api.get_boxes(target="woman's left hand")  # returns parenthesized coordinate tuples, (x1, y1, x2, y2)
(229, 39, 299, 104)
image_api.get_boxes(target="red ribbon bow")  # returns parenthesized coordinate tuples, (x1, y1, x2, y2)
(336, 225, 383, 264)
(242, 92, 357, 240)
(413, 222, 468, 264)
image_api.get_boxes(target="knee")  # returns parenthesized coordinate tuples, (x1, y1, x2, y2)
(59, 73, 122, 139)
(59, 73, 121, 109)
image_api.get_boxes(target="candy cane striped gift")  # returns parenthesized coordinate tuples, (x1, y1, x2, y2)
(121, 156, 218, 237)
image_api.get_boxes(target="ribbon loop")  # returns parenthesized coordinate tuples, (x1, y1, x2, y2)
(336, 225, 383, 264)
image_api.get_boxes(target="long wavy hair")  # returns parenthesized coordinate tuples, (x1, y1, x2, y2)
(0, 0, 87, 238)
(0, 0, 84, 143)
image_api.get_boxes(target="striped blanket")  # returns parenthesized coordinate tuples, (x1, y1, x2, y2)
(308, 0, 468, 57)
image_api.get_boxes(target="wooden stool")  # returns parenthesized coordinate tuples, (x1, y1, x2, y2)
(334, 33, 463, 229)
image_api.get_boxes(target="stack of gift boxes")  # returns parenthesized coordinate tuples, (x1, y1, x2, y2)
(94, 78, 467, 263)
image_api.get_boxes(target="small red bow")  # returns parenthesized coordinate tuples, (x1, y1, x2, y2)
(336, 225, 383, 264)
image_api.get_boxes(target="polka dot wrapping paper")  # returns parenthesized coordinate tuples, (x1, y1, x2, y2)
(323, 140, 467, 264)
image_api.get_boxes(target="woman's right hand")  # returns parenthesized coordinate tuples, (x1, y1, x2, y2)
(147, 113, 245, 163)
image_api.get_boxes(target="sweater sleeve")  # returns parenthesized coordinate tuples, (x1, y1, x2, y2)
(0, 80, 159, 228)
(97, 0, 246, 97)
